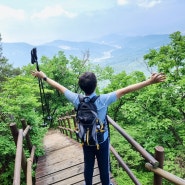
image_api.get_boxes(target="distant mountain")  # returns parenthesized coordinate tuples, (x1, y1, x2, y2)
(2, 34, 170, 74)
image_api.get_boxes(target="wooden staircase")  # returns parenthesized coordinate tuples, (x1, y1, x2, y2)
(35, 129, 116, 185)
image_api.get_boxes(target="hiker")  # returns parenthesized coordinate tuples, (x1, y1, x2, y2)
(32, 70, 165, 185)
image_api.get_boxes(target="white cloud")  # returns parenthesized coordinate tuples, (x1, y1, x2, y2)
(117, 0, 129, 6)
(117, 0, 161, 8)
(0, 5, 25, 20)
(31, 5, 77, 19)
(137, 0, 161, 8)
(1, 0, 184, 45)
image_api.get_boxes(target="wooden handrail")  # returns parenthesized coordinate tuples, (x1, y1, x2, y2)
(23, 125, 31, 137)
(10, 123, 27, 177)
(145, 163, 185, 185)
(110, 145, 142, 185)
(10, 119, 36, 185)
(13, 129, 23, 185)
(57, 113, 185, 185)
(107, 115, 159, 168)
(21, 119, 33, 153)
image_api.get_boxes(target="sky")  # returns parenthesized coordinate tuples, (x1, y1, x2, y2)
(0, 0, 185, 45)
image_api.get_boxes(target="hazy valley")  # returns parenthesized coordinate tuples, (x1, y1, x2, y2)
(2, 34, 170, 75)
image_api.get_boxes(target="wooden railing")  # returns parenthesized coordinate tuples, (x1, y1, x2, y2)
(58, 114, 185, 185)
(10, 119, 36, 185)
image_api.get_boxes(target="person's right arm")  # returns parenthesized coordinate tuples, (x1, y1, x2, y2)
(31, 70, 67, 94)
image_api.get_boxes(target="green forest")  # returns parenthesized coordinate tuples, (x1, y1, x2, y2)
(0, 31, 185, 185)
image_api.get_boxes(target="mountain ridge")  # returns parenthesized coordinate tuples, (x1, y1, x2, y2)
(2, 34, 170, 74)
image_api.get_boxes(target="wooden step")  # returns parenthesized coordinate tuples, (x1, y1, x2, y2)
(35, 129, 117, 185)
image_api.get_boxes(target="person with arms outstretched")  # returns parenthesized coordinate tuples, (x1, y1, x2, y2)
(32, 70, 165, 185)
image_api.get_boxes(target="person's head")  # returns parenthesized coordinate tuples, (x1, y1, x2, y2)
(78, 72, 97, 95)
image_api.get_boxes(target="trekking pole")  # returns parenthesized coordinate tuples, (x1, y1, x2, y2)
(31, 48, 52, 126)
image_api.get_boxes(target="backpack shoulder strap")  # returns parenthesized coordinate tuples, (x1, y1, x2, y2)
(90, 95, 100, 103)
(78, 94, 84, 103)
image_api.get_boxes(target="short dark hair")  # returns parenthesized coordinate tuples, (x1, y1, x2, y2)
(78, 72, 97, 95)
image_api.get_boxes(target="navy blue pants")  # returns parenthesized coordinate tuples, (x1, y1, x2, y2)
(83, 138, 110, 185)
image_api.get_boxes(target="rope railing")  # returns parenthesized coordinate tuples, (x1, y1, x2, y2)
(10, 119, 36, 185)
(57, 113, 185, 185)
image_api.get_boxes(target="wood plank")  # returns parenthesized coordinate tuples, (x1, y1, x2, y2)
(57, 167, 101, 185)
(35, 129, 117, 185)
(36, 155, 84, 179)
(36, 144, 83, 168)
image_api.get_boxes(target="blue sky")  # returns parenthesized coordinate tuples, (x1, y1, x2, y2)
(0, 0, 185, 45)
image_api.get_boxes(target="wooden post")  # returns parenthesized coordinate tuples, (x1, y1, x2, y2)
(10, 123, 19, 144)
(154, 146, 164, 185)
(10, 123, 27, 177)
(71, 115, 79, 142)
(66, 116, 73, 138)
(62, 118, 68, 136)
(13, 129, 23, 185)
(58, 118, 65, 134)
(27, 158, 33, 185)
(30, 145, 36, 163)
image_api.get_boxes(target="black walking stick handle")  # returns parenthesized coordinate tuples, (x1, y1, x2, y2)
(31, 48, 40, 71)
